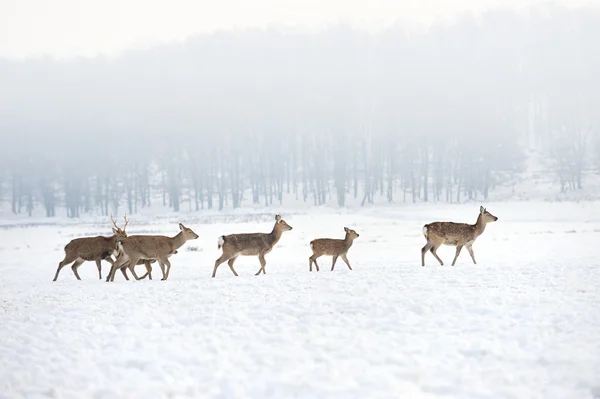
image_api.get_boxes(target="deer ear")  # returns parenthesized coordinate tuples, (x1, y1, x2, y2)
(344, 227, 349, 232)
(112, 228, 118, 234)
(480, 206, 485, 214)
(179, 223, 184, 230)
(275, 215, 281, 221)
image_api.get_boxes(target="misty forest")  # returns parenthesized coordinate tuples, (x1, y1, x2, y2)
(0, 5, 599, 218)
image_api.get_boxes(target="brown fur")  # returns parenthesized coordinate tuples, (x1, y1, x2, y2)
(309, 227, 359, 272)
(212, 214, 293, 277)
(121, 251, 178, 281)
(53, 215, 129, 281)
(106, 223, 199, 282)
(421, 206, 498, 267)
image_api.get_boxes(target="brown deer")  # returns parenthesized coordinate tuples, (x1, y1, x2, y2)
(309, 227, 360, 272)
(120, 259, 157, 280)
(212, 214, 293, 278)
(53, 215, 130, 281)
(122, 251, 178, 280)
(105, 223, 199, 282)
(421, 206, 498, 267)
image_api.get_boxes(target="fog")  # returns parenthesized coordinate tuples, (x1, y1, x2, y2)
(0, 4, 599, 217)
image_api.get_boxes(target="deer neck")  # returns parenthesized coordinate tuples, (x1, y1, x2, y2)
(171, 231, 188, 250)
(473, 214, 487, 237)
(343, 234, 355, 249)
(267, 223, 284, 247)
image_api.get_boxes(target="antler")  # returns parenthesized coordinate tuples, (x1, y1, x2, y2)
(110, 213, 120, 230)
(123, 215, 129, 231)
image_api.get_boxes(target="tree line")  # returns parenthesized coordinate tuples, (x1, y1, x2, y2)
(0, 5, 599, 217)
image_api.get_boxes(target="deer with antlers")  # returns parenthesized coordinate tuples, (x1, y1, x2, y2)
(212, 214, 293, 278)
(309, 227, 360, 272)
(53, 215, 131, 281)
(421, 206, 498, 267)
(105, 223, 199, 282)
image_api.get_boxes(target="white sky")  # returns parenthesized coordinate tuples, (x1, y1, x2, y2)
(0, 0, 599, 60)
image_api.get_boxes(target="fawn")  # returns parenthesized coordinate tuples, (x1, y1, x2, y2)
(309, 227, 360, 272)
(124, 251, 178, 280)
(421, 206, 498, 267)
(53, 215, 130, 281)
(105, 223, 199, 282)
(212, 214, 293, 277)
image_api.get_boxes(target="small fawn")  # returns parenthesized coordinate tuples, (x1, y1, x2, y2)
(421, 206, 498, 267)
(121, 252, 177, 281)
(212, 214, 293, 277)
(53, 215, 129, 281)
(309, 227, 360, 272)
(106, 223, 199, 282)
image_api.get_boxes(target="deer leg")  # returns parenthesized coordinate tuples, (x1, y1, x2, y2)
(341, 254, 353, 270)
(95, 259, 103, 279)
(310, 255, 321, 272)
(212, 254, 229, 278)
(137, 261, 152, 280)
(161, 257, 172, 281)
(125, 257, 143, 280)
(466, 245, 477, 264)
(255, 253, 267, 275)
(146, 261, 153, 280)
(451, 245, 463, 266)
(153, 260, 165, 280)
(421, 241, 433, 266)
(331, 255, 339, 271)
(430, 246, 444, 266)
(227, 257, 239, 276)
(53, 254, 77, 281)
(309, 255, 315, 272)
(106, 257, 129, 280)
(154, 260, 166, 280)
(120, 262, 130, 280)
(107, 256, 128, 282)
(71, 259, 85, 280)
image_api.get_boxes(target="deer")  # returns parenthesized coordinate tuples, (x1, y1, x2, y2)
(53, 215, 130, 281)
(309, 227, 360, 272)
(421, 206, 498, 267)
(114, 247, 179, 280)
(212, 214, 293, 278)
(105, 223, 199, 282)
(121, 251, 178, 280)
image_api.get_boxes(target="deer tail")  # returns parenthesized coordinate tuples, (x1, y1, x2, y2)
(422, 225, 429, 239)
(217, 235, 225, 249)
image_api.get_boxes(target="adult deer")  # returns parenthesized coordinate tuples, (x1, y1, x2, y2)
(53, 215, 130, 281)
(309, 227, 360, 272)
(421, 206, 498, 267)
(212, 214, 293, 278)
(105, 223, 199, 282)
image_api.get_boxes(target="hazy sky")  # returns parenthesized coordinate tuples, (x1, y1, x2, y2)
(1, 0, 599, 60)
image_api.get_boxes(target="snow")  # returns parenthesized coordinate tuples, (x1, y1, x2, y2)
(1, 202, 600, 399)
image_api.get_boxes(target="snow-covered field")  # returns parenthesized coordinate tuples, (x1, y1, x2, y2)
(1, 202, 599, 399)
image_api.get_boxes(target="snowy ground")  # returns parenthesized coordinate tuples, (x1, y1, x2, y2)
(1, 202, 599, 399)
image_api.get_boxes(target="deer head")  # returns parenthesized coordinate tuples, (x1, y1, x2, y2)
(110, 214, 129, 241)
(179, 223, 199, 240)
(344, 227, 360, 239)
(479, 206, 498, 223)
(275, 214, 293, 231)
